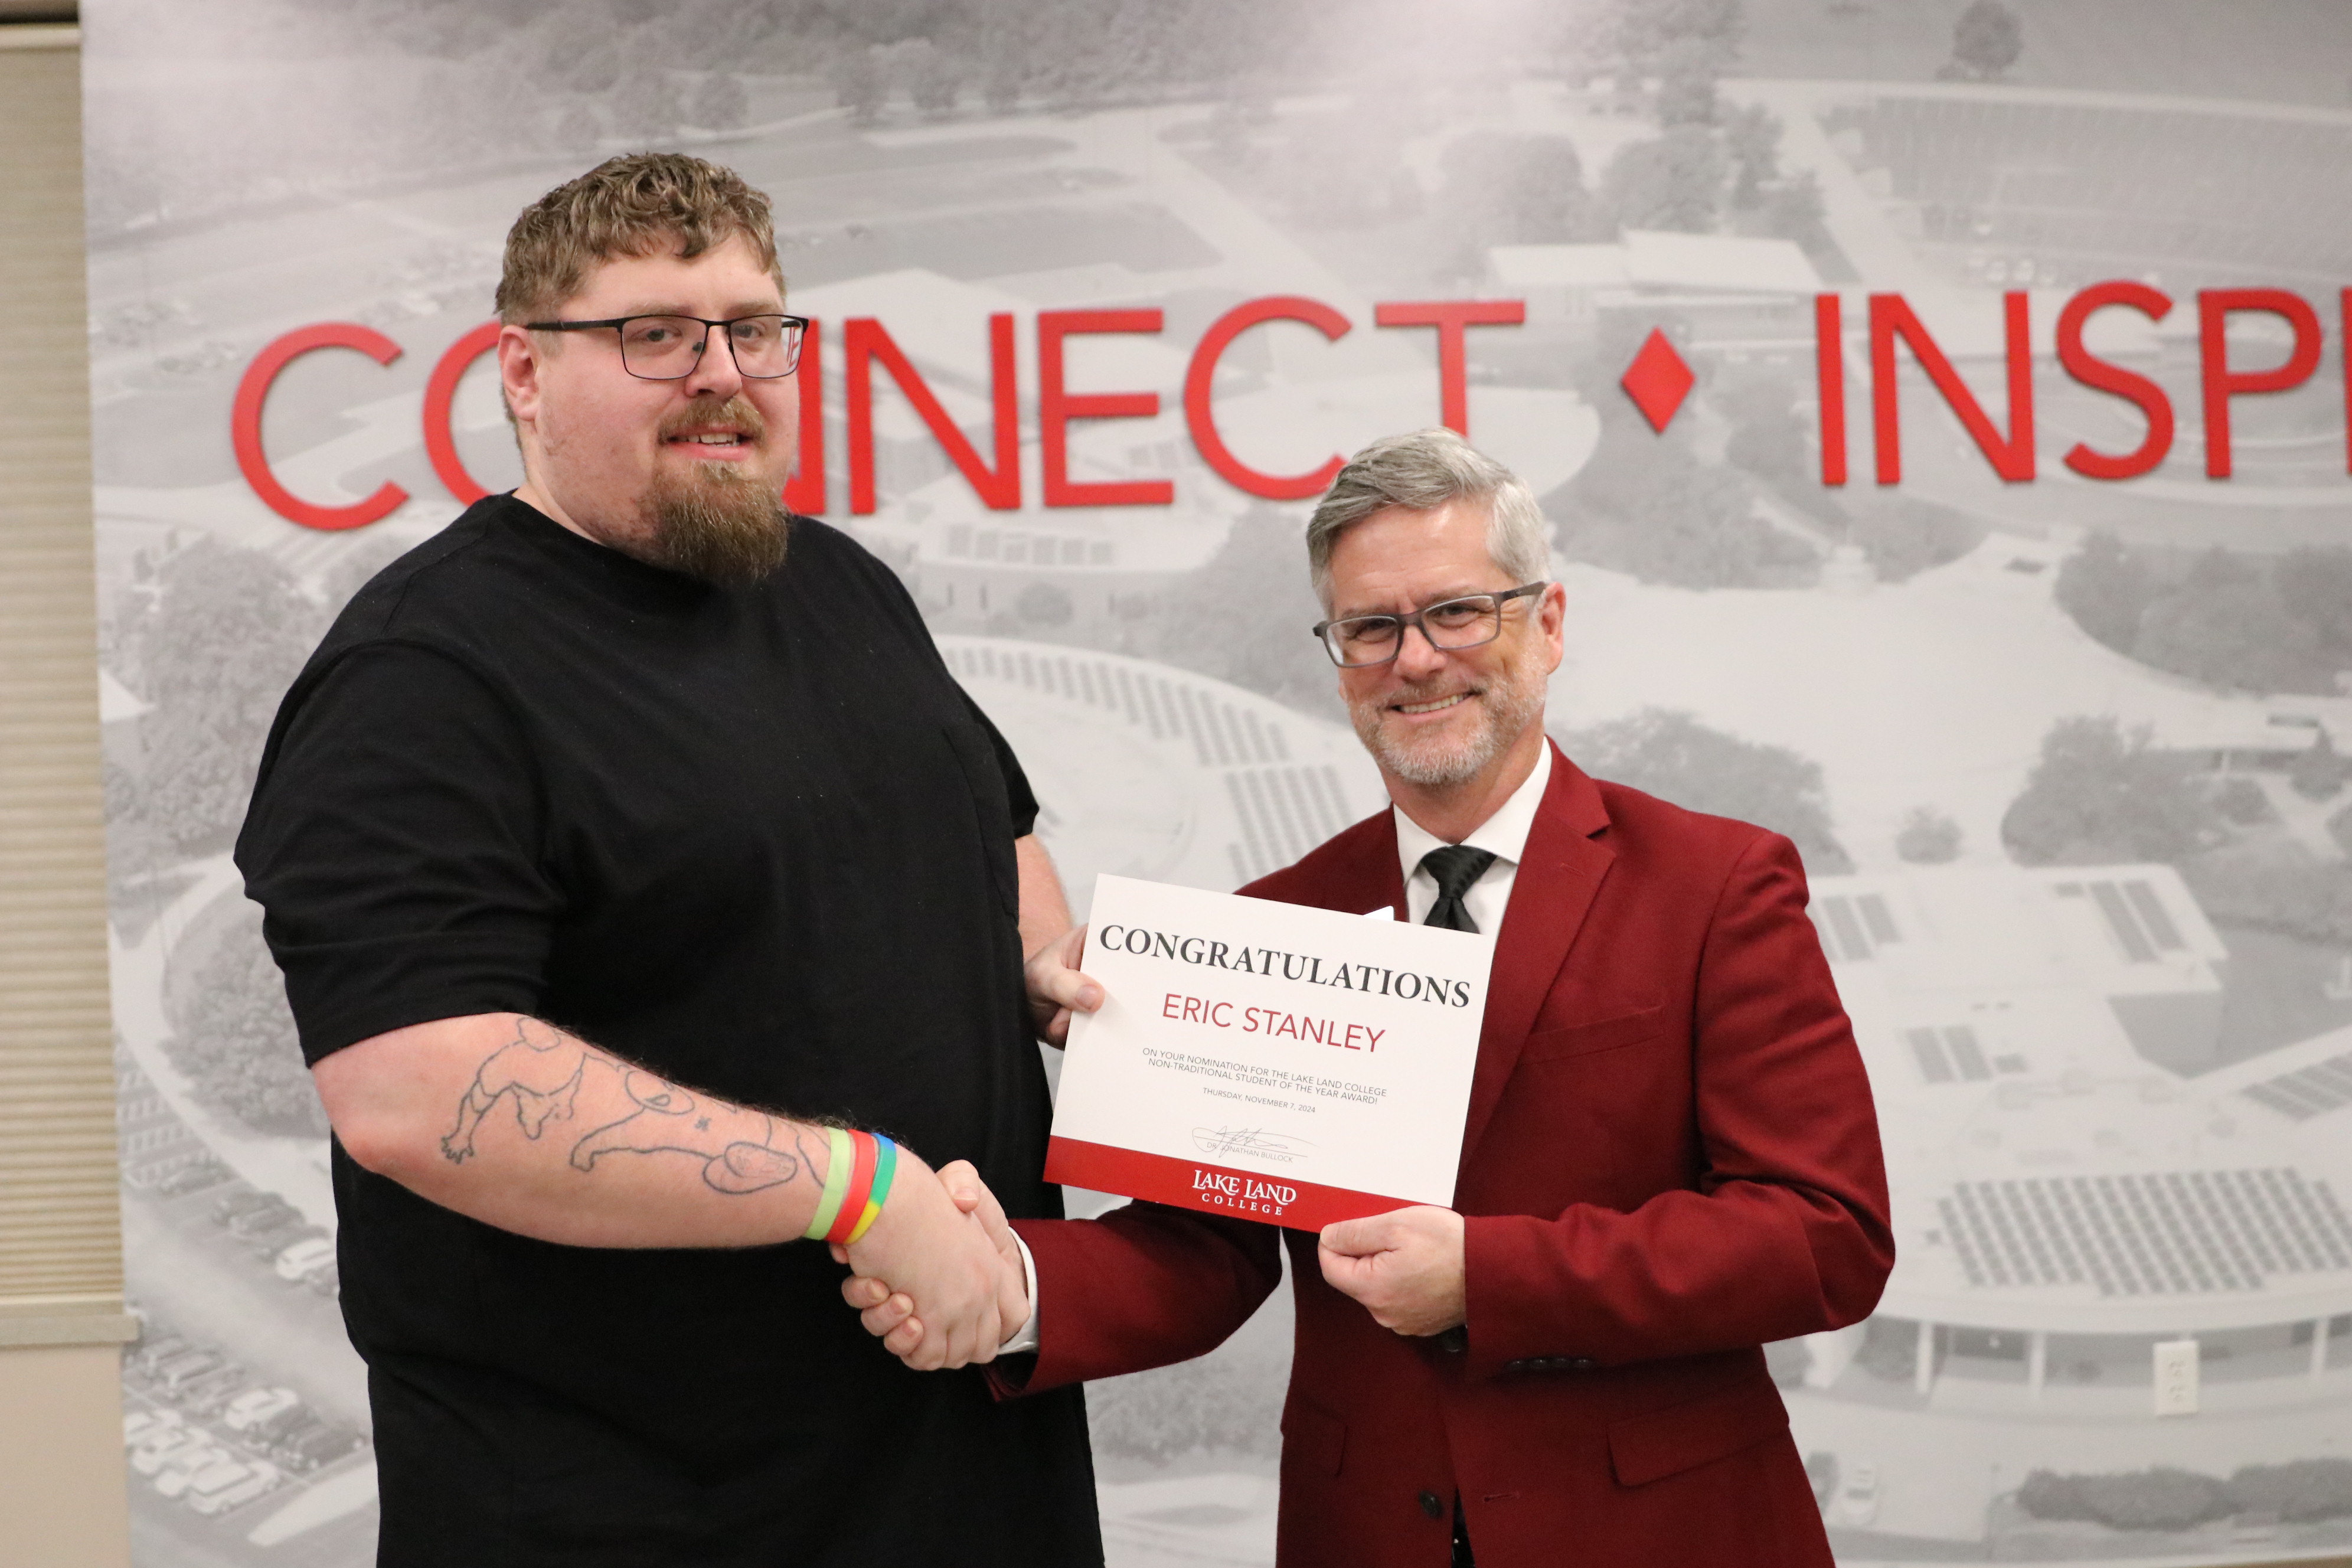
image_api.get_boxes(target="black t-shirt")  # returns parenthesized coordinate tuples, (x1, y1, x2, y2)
(236, 496, 1099, 1567)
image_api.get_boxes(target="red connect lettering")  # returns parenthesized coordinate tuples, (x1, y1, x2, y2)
(231, 323, 410, 530)
(1870, 291, 2035, 484)
(420, 321, 503, 505)
(1182, 296, 1352, 499)
(845, 313, 1020, 514)
(2198, 288, 2321, 479)
(2056, 282, 2175, 481)
(1815, 294, 1847, 486)
(231, 283, 2352, 521)
(782, 319, 825, 516)
(1038, 309, 1174, 507)
(1373, 299, 1525, 438)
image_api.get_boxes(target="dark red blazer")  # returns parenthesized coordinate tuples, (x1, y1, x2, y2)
(1012, 744, 1893, 1568)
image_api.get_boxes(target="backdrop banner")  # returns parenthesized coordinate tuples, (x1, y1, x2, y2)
(81, 1, 2352, 1563)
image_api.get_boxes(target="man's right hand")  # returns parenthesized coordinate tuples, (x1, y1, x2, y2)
(841, 1162, 1026, 1366)
(838, 1151, 1020, 1370)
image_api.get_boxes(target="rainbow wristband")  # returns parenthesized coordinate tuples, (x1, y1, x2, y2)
(841, 1136, 897, 1246)
(823, 1132, 879, 1246)
(802, 1126, 855, 1241)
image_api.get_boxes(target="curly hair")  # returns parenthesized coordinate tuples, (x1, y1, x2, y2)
(495, 152, 783, 324)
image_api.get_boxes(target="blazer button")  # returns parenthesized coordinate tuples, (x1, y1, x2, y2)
(1569, 1357, 1598, 1371)
(1418, 1489, 1445, 1520)
(1505, 1358, 1527, 1372)
(1436, 1327, 1467, 1354)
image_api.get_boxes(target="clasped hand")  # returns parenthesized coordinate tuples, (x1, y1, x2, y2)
(832, 1153, 1027, 1371)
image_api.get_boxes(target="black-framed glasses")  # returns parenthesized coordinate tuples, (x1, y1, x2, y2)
(1312, 583, 1549, 668)
(524, 313, 809, 380)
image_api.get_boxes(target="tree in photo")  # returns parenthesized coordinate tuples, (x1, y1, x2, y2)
(2017, 1468, 2227, 1531)
(1558, 708, 1853, 874)
(2226, 1459, 2352, 1524)
(1439, 132, 1595, 249)
(1601, 125, 1727, 234)
(1655, 37, 1721, 127)
(170, 909, 326, 1140)
(1146, 508, 1340, 720)
(1015, 580, 1075, 628)
(900, 38, 962, 119)
(1895, 806, 1963, 864)
(1605, 0, 1746, 77)
(2276, 544, 2352, 674)
(831, 44, 887, 125)
(2132, 577, 2320, 695)
(2288, 729, 2349, 802)
(1943, 0, 2024, 81)
(1843, 493, 1985, 583)
(2001, 716, 2217, 867)
(125, 540, 319, 859)
(2053, 530, 2154, 653)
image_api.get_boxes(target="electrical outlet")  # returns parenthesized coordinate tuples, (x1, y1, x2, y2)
(2153, 1338, 2200, 1416)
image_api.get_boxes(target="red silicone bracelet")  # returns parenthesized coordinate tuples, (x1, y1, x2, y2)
(825, 1131, 878, 1246)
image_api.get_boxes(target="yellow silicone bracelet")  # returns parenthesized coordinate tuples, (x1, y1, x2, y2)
(841, 1136, 897, 1246)
(802, 1126, 855, 1240)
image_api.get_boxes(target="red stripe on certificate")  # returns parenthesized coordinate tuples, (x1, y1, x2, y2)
(1045, 1135, 1419, 1230)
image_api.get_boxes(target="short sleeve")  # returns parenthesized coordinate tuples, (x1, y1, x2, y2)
(235, 643, 561, 1062)
(963, 693, 1040, 839)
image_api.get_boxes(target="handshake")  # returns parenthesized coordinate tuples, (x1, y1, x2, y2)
(829, 1154, 1027, 1371)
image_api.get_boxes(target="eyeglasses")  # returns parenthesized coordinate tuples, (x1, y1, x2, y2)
(1312, 583, 1549, 668)
(523, 313, 809, 380)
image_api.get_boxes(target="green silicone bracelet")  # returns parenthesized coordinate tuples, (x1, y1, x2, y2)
(802, 1126, 855, 1240)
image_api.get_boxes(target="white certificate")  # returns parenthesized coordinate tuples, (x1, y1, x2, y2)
(1047, 874, 1493, 1229)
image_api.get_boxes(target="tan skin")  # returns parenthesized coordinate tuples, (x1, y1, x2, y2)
(500, 232, 799, 557)
(315, 236, 1084, 1370)
(858, 499, 1568, 1352)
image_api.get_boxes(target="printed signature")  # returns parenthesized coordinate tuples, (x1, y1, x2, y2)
(1191, 1126, 1315, 1162)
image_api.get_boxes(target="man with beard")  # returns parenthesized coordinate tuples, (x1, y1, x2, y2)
(234, 155, 1097, 1566)
(854, 430, 1894, 1568)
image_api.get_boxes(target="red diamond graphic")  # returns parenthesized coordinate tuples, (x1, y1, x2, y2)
(1620, 329, 1694, 433)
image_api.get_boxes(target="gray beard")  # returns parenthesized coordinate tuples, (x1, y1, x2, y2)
(1351, 658, 1548, 788)
(636, 460, 790, 586)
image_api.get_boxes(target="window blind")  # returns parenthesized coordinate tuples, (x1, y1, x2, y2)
(0, 25, 135, 1347)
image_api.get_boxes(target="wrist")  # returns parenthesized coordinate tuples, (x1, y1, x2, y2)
(846, 1144, 933, 1255)
(805, 1129, 900, 1246)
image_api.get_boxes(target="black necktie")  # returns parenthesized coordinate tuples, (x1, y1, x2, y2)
(1419, 845, 1498, 933)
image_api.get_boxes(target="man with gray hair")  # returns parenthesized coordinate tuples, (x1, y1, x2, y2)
(857, 427, 1894, 1567)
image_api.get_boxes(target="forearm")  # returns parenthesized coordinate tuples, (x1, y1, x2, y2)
(315, 1012, 857, 1249)
(1011, 1203, 1281, 1393)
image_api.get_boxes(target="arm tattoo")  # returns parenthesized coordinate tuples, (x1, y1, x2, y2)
(442, 1017, 809, 1195)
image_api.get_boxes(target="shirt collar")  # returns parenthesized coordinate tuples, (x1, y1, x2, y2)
(1393, 741, 1554, 884)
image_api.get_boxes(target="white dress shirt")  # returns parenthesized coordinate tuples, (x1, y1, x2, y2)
(1001, 746, 1554, 1356)
(1390, 743, 1553, 933)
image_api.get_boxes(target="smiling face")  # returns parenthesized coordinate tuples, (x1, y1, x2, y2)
(500, 232, 799, 583)
(1325, 498, 1566, 801)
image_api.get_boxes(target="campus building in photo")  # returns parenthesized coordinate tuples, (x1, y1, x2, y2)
(1785, 861, 2352, 1546)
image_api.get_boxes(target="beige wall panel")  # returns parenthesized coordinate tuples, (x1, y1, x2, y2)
(0, 1343, 127, 1568)
(0, 23, 134, 1568)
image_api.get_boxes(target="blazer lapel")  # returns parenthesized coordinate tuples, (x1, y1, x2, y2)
(1292, 813, 1406, 919)
(1459, 743, 1616, 1165)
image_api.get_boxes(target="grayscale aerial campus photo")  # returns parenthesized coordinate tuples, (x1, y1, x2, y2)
(79, 0, 2352, 1562)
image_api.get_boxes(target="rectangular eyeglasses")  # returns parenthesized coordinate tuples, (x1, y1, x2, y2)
(1312, 582, 1548, 667)
(524, 313, 809, 380)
